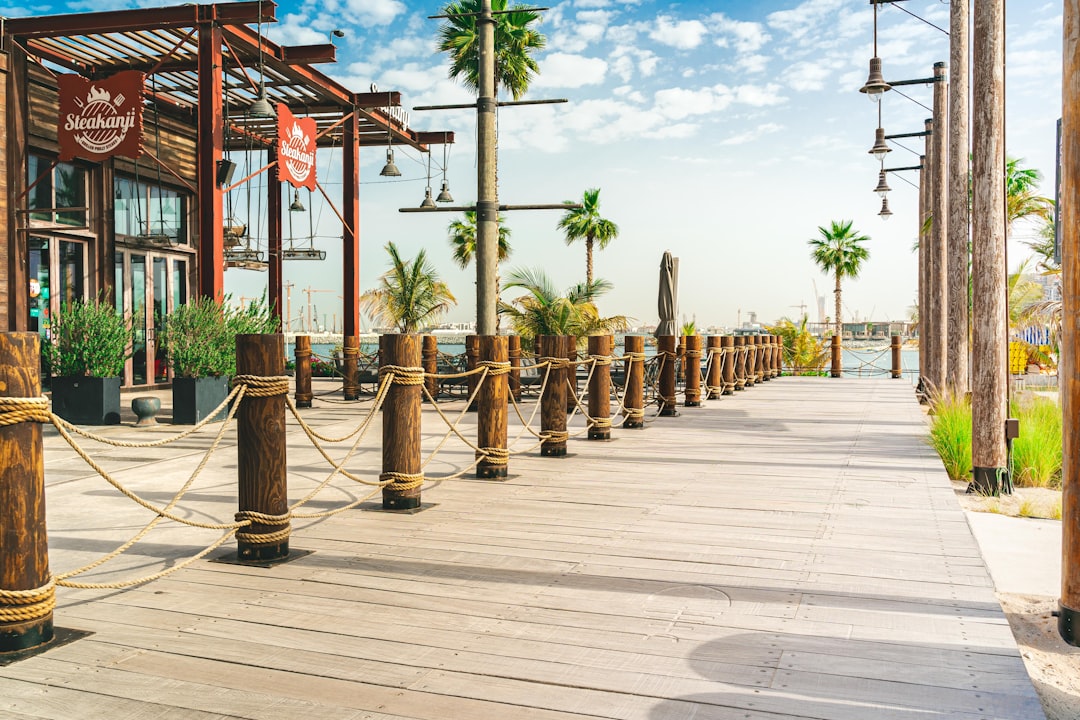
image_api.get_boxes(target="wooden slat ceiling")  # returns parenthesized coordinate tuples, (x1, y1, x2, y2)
(4, 2, 452, 151)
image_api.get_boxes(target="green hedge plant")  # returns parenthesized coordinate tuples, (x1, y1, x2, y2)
(42, 299, 133, 377)
(162, 295, 279, 378)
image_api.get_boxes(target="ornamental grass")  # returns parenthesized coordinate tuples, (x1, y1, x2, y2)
(1009, 394, 1063, 489)
(927, 390, 972, 481)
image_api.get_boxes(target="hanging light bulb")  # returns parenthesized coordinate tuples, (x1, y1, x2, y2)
(436, 179, 454, 203)
(878, 195, 893, 220)
(289, 189, 305, 212)
(873, 169, 891, 198)
(859, 57, 891, 102)
(868, 127, 891, 161)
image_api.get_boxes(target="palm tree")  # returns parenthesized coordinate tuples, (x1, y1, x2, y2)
(1005, 156, 1054, 231)
(359, 242, 457, 333)
(558, 188, 619, 287)
(808, 220, 871, 338)
(437, 0, 546, 100)
(498, 268, 629, 349)
(447, 210, 512, 269)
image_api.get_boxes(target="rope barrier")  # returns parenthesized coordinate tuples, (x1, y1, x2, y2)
(232, 374, 290, 397)
(0, 578, 56, 623)
(0, 396, 50, 426)
(379, 471, 425, 492)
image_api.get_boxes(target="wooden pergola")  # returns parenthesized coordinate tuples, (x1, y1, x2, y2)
(4, 1, 452, 335)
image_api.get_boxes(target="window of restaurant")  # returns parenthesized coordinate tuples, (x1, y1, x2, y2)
(28, 153, 88, 228)
(114, 177, 189, 246)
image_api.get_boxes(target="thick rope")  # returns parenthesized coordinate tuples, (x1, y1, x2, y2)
(477, 360, 511, 375)
(232, 374, 290, 397)
(379, 471, 424, 492)
(234, 510, 291, 545)
(478, 447, 510, 465)
(0, 396, 50, 426)
(379, 365, 426, 386)
(0, 578, 56, 622)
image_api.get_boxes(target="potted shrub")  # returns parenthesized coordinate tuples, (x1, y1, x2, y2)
(43, 299, 133, 425)
(161, 295, 278, 424)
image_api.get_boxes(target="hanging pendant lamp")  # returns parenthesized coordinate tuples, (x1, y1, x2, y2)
(878, 195, 893, 220)
(289, 189, 305, 212)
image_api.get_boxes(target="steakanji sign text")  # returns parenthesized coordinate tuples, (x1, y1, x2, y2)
(58, 71, 144, 162)
(277, 104, 317, 190)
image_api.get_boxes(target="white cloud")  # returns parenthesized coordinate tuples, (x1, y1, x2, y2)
(654, 86, 733, 120)
(649, 16, 708, 50)
(721, 122, 783, 146)
(733, 84, 786, 107)
(532, 53, 609, 88)
(785, 61, 832, 91)
(709, 13, 771, 53)
(343, 0, 406, 26)
(735, 54, 770, 74)
(766, 0, 846, 41)
(369, 36, 433, 66)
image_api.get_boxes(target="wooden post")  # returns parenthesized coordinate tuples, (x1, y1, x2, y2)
(928, 62, 949, 394)
(658, 335, 678, 416)
(0, 333, 54, 653)
(476, 335, 509, 478)
(756, 335, 768, 383)
(771, 335, 781, 378)
(587, 335, 612, 439)
(465, 335, 479, 411)
(971, 0, 1007, 496)
(891, 335, 903, 379)
(236, 334, 289, 562)
(744, 336, 757, 388)
(734, 336, 746, 390)
(539, 335, 568, 456)
(294, 334, 312, 409)
(508, 334, 522, 401)
(566, 339, 579, 413)
(677, 335, 687, 386)
(830, 335, 842, 378)
(722, 335, 736, 394)
(684, 335, 702, 407)
(706, 335, 723, 399)
(1060, 0, 1080, 646)
(380, 334, 423, 510)
(342, 335, 360, 401)
(622, 335, 645, 429)
(948, 0, 971, 393)
(422, 335, 439, 402)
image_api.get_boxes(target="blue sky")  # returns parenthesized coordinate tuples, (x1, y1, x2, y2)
(12, 0, 1063, 331)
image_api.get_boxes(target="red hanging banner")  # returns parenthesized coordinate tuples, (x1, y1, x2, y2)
(277, 104, 317, 190)
(57, 71, 144, 162)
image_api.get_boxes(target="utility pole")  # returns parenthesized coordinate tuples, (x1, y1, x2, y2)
(928, 62, 948, 394)
(1058, 0, 1079, 646)
(920, 125, 933, 394)
(947, 0, 971, 392)
(970, 0, 1007, 494)
(475, 0, 498, 336)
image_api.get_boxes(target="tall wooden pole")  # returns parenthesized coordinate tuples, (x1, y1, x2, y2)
(380, 334, 423, 509)
(918, 153, 928, 394)
(587, 335, 612, 440)
(622, 335, 645, 429)
(922, 119, 938, 393)
(475, 0, 498, 335)
(970, 0, 1008, 495)
(928, 63, 949, 395)
(1059, 0, 1080, 646)
(0, 333, 53, 652)
(476, 335, 509, 478)
(948, 0, 971, 392)
(236, 334, 289, 562)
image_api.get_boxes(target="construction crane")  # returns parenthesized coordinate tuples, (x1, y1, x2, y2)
(790, 300, 808, 319)
(303, 287, 337, 333)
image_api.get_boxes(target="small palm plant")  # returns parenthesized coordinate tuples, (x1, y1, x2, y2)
(360, 242, 457, 333)
(499, 267, 629, 349)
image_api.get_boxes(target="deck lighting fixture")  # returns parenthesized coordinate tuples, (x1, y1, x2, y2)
(249, 0, 276, 118)
(419, 151, 437, 207)
(869, 127, 891, 161)
(860, 57, 891, 101)
(436, 138, 453, 202)
(379, 125, 401, 177)
(878, 195, 893, 220)
(873, 169, 891, 197)
(289, 189, 305, 212)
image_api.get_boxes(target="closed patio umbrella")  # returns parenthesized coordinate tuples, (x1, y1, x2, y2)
(656, 251, 679, 337)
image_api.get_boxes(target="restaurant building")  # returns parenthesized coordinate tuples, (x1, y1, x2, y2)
(1, 1, 450, 387)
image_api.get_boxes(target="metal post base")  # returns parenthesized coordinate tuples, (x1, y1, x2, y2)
(1059, 602, 1080, 646)
(970, 466, 1009, 497)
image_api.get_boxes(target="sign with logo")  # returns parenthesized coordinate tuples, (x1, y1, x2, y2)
(277, 104, 317, 190)
(58, 71, 144, 162)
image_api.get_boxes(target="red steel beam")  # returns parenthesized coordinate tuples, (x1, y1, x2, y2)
(342, 112, 360, 337)
(4, 1, 273, 39)
(197, 22, 224, 301)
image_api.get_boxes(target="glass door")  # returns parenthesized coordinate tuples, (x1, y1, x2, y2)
(115, 249, 188, 387)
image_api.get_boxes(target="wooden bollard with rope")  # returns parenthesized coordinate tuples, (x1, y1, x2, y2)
(684, 334, 703, 407)
(744, 336, 756, 388)
(508, 334, 522, 401)
(891, 335, 902, 379)
(734, 335, 747, 390)
(721, 335, 736, 395)
(465, 335, 479, 411)
(423, 335, 439, 401)
(587, 335, 612, 440)
(0, 333, 54, 653)
(706, 335, 723, 399)
(831, 335, 842, 378)
(622, 335, 646, 429)
(235, 334, 290, 563)
(658, 335, 678, 416)
(757, 335, 768, 383)
(294, 334, 312, 409)
(343, 335, 360, 401)
(380, 334, 424, 510)
(566, 339, 580, 413)
(477, 335, 509, 478)
(539, 335, 569, 456)
(771, 335, 782, 378)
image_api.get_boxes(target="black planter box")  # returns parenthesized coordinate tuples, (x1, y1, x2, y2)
(172, 376, 229, 424)
(51, 376, 122, 425)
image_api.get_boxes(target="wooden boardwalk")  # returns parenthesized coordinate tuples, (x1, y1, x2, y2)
(1, 377, 1046, 719)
